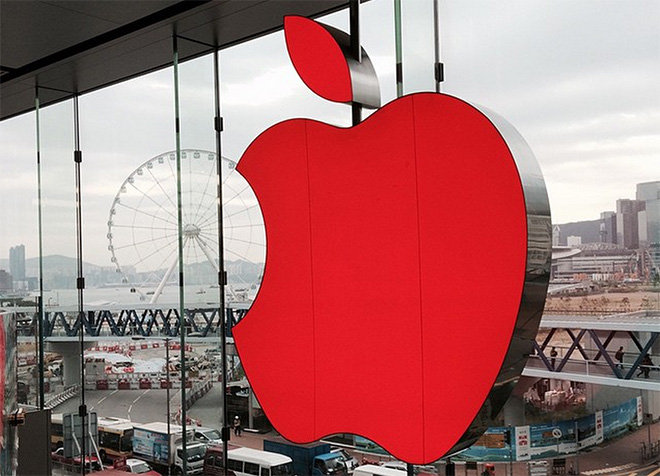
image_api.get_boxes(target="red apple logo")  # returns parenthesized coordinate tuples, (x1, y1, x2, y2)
(233, 16, 551, 464)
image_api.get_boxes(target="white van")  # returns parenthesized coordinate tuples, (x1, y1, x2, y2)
(225, 447, 294, 476)
(353, 465, 406, 476)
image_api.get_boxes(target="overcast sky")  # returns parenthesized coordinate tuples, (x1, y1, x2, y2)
(1, 0, 658, 268)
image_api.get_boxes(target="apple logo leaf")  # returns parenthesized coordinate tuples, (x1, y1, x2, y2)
(284, 15, 353, 104)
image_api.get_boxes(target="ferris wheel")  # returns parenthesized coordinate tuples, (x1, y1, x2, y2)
(106, 149, 265, 303)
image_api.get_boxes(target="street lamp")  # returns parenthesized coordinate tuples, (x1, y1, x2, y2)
(133, 336, 171, 476)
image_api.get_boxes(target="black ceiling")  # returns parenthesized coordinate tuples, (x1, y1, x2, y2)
(0, 0, 351, 121)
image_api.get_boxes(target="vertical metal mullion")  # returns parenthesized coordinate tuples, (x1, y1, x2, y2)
(213, 47, 230, 475)
(73, 93, 87, 476)
(35, 88, 46, 411)
(394, 0, 403, 98)
(432, 0, 442, 93)
(172, 33, 188, 475)
(350, 0, 362, 125)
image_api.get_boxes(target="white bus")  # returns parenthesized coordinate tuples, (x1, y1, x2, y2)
(205, 446, 294, 476)
(353, 465, 406, 476)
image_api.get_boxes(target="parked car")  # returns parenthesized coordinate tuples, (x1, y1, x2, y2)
(123, 458, 161, 474)
(51, 447, 102, 471)
(194, 426, 223, 446)
(382, 461, 437, 475)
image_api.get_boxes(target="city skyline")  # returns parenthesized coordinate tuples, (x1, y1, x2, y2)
(2, 177, 658, 268)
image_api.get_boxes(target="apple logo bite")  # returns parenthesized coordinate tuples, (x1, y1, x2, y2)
(233, 15, 551, 464)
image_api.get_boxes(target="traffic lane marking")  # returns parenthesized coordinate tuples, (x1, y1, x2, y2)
(128, 389, 151, 419)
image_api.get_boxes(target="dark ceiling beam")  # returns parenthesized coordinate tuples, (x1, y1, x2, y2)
(0, 0, 353, 121)
(0, 1, 212, 85)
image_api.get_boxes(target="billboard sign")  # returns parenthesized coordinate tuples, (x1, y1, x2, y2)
(63, 412, 98, 458)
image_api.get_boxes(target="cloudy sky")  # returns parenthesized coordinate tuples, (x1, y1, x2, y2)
(1, 0, 658, 268)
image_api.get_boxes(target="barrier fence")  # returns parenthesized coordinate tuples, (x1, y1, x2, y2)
(452, 396, 643, 462)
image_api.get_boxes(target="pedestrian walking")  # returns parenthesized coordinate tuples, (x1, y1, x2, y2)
(615, 346, 624, 369)
(233, 415, 242, 436)
(550, 347, 558, 370)
(638, 354, 653, 379)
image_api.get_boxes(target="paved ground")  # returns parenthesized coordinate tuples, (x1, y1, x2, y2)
(185, 384, 660, 475)
(211, 422, 660, 476)
(55, 383, 660, 475)
(54, 388, 183, 423)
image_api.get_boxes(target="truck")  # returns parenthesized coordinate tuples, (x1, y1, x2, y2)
(132, 422, 206, 475)
(263, 437, 348, 476)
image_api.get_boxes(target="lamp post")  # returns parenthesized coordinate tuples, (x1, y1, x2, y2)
(164, 337, 171, 476)
(133, 336, 171, 476)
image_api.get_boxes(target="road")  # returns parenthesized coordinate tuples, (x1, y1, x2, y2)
(54, 388, 183, 423)
(626, 464, 660, 476)
(53, 383, 225, 428)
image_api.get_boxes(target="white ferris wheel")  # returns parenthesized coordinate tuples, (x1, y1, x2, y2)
(106, 149, 265, 303)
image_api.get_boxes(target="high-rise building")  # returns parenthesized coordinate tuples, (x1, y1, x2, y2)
(637, 181, 660, 267)
(616, 199, 645, 249)
(599, 211, 616, 244)
(9, 245, 25, 282)
(552, 225, 560, 247)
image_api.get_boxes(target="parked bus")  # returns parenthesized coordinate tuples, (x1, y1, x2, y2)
(97, 417, 135, 463)
(204, 446, 293, 476)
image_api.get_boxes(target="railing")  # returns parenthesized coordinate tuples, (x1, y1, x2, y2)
(44, 384, 79, 410)
(526, 355, 660, 382)
(641, 440, 660, 462)
(12, 307, 248, 338)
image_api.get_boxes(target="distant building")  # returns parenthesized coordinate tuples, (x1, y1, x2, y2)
(552, 225, 561, 247)
(567, 235, 582, 247)
(9, 244, 25, 282)
(553, 249, 637, 281)
(599, 211, 616, 244)
(616, 199, 645, 249)
(637, 181, 660, 266)
(0, 270, 12, 291)
(554, 219, 600, 246)
(639, 210, 648, 247)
